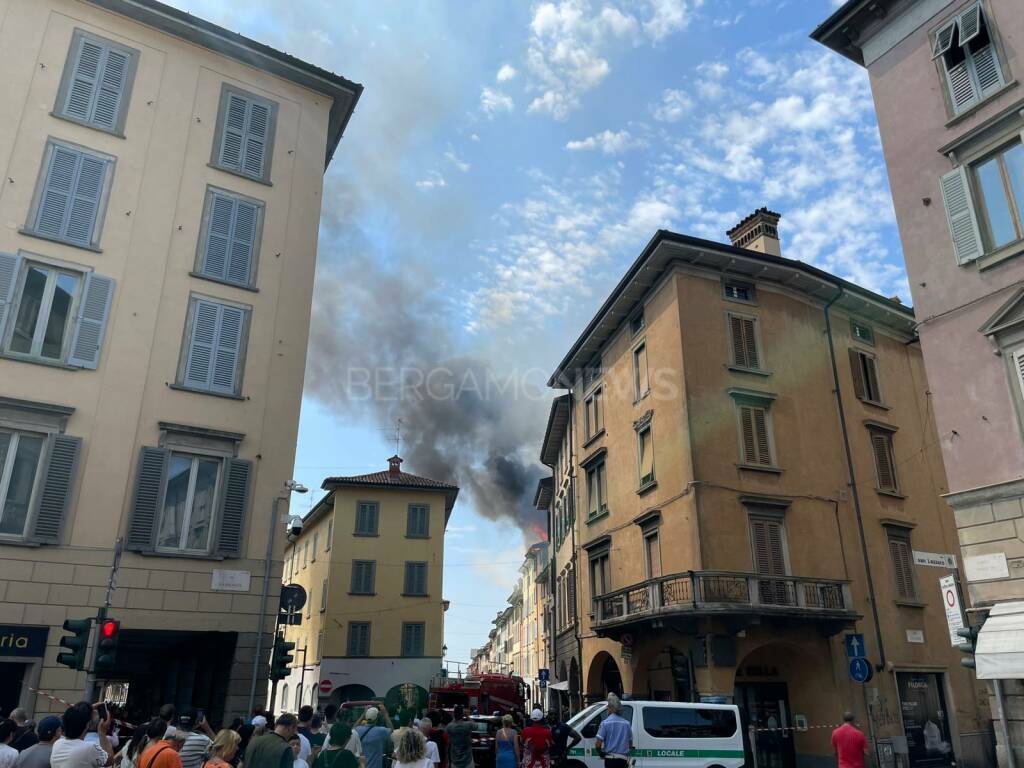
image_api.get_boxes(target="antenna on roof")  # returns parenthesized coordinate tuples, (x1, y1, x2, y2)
(393, 418, 403, 455)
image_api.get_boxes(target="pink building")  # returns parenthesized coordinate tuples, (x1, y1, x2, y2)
(815, 1, 1024, 765)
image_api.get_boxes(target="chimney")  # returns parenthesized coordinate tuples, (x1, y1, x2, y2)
(727, 207, 782, 257)
(388, 455, 403, 476)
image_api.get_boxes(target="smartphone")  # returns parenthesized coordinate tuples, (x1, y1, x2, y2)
(197, 710, 206, 724)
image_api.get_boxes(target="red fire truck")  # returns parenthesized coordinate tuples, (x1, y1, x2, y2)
(428, 673, 527, 715)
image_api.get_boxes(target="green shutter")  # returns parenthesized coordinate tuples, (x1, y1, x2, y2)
(127, 447, 168, 551)
(29, 435, 82, 544)
(68, 272, 115, 369)
(216, 458, 251, 557)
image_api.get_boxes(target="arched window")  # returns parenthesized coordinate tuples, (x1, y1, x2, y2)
(294, 684, 302, 712)
(281, 684, 289, 710)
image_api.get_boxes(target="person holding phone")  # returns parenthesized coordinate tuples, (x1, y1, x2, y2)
(178, 712, 215, 768)
(51, 702, 114, 768)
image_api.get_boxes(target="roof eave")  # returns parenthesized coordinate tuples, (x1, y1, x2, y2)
(810, 0, 894, 66)
(539, 395, 571, 466)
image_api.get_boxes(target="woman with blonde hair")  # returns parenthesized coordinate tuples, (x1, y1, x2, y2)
(495, 714, 519, 768)
(392, 729, 430, 768)
(204, 730, 241, 768)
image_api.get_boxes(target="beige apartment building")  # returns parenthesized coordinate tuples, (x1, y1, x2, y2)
(543, 213, 991, 767)
(278, 456, 457, 713)
(0, 0, 359, 721)
(813, 1, 1024, 764)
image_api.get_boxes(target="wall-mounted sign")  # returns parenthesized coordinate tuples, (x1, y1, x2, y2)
(905, 629, 925, 644)
(939, 574, 964, 646)
(964, 553, 1009, 582)
(0, 625, 48, 657)
(212, 569, 251, 592)
(912, 551, 956, 569)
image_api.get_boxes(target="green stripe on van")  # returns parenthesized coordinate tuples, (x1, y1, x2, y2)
(565, 749, 744, 759)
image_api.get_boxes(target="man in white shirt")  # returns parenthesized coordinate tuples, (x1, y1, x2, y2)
(0, 719, 20, 768)
(50, 703, 112, 768)
(417, 721, 439, 767)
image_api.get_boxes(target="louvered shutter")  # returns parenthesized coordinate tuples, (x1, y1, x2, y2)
(211, 305, 245, 394)
(184, 299, 218, 389)
(92, 48, 130, 131)
(201, 192, 259, 287)
(940, 167, 984, 263)
(730, 315, 746, 366)
(202, 193, 234, 280)
(742, 318, 759, 369)
(871, 431, 898, 492)
(405, 563, 415, 594)
(740, 406, 756, 463)
(34, 145, 109, 247)
(64, 37, 103, 121)
(29, 435, 81, 544)
(218, 93, 248, 171)
(958, 4, 982, 45)
(65, 154, 107, 245)
(321, 578, 328, 612)
(68, 272, 114, 369)
(932, 20, 956, 59)
(417, 564, 427, 594)
(946, 60, 979, 113)
(751, 517, 787, 604)
(243, 102, 271, 178)
(62, 35, 131, 130)
(35, 146, 79, 239)
(127, 446, 169, 551)
(228, 200, 259, 285)
(753, 408, 771, 464)
(1012, 349, 1024, 402)
(849, 349, 866, 399)
(567, 569, 577, 621)
(864, 355, 882, 402)
(889, 537, 916, 599)
(972, 45, 1003, 96)
(216, 458, 251, 557)
(0, 253, 21, 336)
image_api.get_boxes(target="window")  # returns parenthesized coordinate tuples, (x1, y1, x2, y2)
(407, 504, 429, 538)
(586, 460, 607, 518)
(584, 388, 604, 439)
(211, 84, 278, 183)
(155, 453, 222, 554)
(749, 514, 790, 605)
(320, 578, 328, 613)
(195, 188, 263, 288)
(644, 529, 661, 579)
(0, 255, 114, 370)
(974, 141, 1024, 251)
(302, 541, 309, 567)
(347, 622, 371, 657)
(637, 423, 655, 487)
(589, 552, 610, 598)
(177, 295, 250, 397)
(55, 30, 137, 134)
(633, 343, 650, 399)
(933, 3, 1004, 115)
(0, 430, 46, 538)
(402, 622, 425, 657)
(580, 705, 634, 739)
(642, 707, 737, 739)
(849, 349, 883, 404)
(737, 404, 774, 467)
(404, 562, 428, 595)
(355, 501, 379, 535)
(351, 560, 376, 594)
(629, 310, 645, 336)
(728, 313, 760, 370)
(583, 356, 602, 389)
(723, 280, 755, 304)
(306, 587, 312, 618)
(316, 627, 325, 662)
(26, 140, 114, 249)
(325, 518, 333, 550)
(311, 532, 318, 562)
(887, 529, 917, 600)
(870, 427, 900, 494)
(851, 320, 875, 346)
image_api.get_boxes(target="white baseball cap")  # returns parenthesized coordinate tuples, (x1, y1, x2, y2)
(251, 716, 268, 728)
(531, 709, 543, 721)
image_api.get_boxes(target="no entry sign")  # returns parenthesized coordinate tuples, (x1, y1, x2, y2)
(319, 679, 333, 695)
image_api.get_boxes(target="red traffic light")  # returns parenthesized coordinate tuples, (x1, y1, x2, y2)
(100, 620, 120, 639)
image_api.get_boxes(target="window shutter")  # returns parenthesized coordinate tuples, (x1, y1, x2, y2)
(417, 564, 427, 594)
(92, 48, 130, 131)
(957, 4, 982, 46)
(889, 538, 915, 599)
(972, 44, 1003, 95)
(730, 315, 746, 366)
(65, 154, 108, 246)
(742, 318, 759, 369)
(753, 408, 771, 464)
(740, 406, 756, 463)
(0, 252, 21, 336)
(229, 200, 259, 286)
(201, 192, 259, 287)
(211, 305, 245, 394)
(1012, 349, 1024, 402)
(849, 349, 866, 399)
(405, 564, 414, 593)
(218, 93, 248, 171)
(865, 356, 881, 403)
(203, 193, 233, 280)
(64, 37, 103, 121)
(567, 569, 577, 621)
(750, 518, 771, 575)
(127, 446, 169, 551)
(321, 578, 328, 612)
(216, 458, 251, 557)
(932, 20, 956, 59)
(871, 431, 897, 492)
(184, 299, 218, 389)
(939, 167, 984, 264)
(68, 272, 114, 369)
(946, 60, 979, 113)
(35, 146, 81, 239)
(29, 434, 81, 544)
(243, 102, 271, 178)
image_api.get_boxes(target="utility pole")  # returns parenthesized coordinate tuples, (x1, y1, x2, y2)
(298, 645, 309, 708)
(85, 538, 123, 700)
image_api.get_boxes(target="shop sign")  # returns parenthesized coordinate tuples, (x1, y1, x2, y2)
(0, 625, 48, 657)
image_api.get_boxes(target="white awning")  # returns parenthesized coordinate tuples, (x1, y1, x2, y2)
(548, 680, 570, 691)
(977, 601, 1024, 679)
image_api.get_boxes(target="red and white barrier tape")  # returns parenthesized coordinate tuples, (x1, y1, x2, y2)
(28, 687, 137, 729)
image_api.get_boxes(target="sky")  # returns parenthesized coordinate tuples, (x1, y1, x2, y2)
(165, 0, 906, 672)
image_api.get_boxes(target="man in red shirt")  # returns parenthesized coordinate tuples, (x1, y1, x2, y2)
(831, 712, 868, 768)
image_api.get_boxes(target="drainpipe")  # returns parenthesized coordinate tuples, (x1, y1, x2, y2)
(569, 384, 584, 713)
(823, 286, 888, 671)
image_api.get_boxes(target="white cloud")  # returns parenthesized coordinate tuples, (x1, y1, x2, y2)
(651, 88, 692, 122)
(496, 64, 517, 82)
(565, 129, 644, 154)
(480, 86, 514, 117)
(643, 0, 699, 41)
(713, 13, 743, 28)
(470, 133, 480, 142)
(445, 146, 471, 172)
(415, 171, 447, 190)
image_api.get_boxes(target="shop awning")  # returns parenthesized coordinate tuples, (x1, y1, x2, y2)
(548, 680, 570, 691)
(977, 601, 1024, 679)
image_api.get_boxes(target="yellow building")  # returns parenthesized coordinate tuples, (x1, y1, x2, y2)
(279, 456, 457, 711)
(0, 0, 360, 721)
(544, 211, 991, 766)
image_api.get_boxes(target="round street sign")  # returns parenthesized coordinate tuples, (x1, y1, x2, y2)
(319, 679, 333, 695)
(620, 633, 634, 647)
(280, 584, 307, 612)
(849, 657, 873, 684)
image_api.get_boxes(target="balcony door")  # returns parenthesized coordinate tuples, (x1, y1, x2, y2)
(749, 515, 790, 605)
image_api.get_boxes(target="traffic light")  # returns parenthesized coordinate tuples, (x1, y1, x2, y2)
(94, 619, 121, 673)
(270, 634, 295, 681)
(957, 625, 982, 669)
(57, 618, 92, 670)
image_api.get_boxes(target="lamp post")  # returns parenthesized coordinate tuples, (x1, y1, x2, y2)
(248, 480, 308, 713)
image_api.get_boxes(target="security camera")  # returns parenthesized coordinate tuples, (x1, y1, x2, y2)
(287, 515, 304, 537)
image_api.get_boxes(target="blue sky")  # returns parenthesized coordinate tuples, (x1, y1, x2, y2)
(166, 0, 905, 670)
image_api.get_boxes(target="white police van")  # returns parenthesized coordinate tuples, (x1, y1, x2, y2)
(564, 700, 745, 768)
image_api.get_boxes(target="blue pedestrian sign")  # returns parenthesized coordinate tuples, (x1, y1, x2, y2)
(849, 657, 873, 683)
(844, 633, 866, 659)
(539, 668, 549, 683)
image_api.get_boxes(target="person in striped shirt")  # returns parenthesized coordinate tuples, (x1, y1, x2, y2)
(177, 713, 215, 768)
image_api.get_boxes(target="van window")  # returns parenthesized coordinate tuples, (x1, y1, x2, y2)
(581, 706, 634, 739)
(641, 707, 737, 739)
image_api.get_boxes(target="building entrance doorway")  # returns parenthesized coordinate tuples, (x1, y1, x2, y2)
(735, 682, 796, 768)
(0, 662, 26, 715)
(896, 672, 955, 767)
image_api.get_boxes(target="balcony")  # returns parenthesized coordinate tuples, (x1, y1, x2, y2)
(592, 571, 858, 636)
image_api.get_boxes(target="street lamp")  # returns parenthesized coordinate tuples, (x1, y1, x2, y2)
(248, 480, 309, 713)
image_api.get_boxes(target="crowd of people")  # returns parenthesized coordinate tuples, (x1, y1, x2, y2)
(0, 698, 622, 768)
